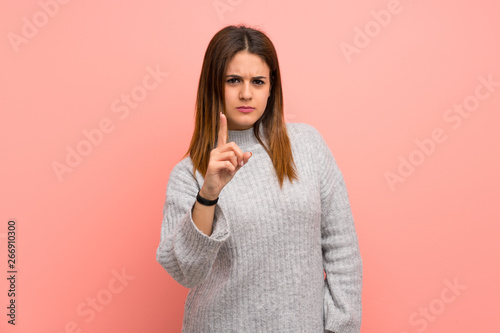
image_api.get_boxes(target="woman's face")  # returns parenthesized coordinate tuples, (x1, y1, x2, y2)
(224, 50, 271, 130)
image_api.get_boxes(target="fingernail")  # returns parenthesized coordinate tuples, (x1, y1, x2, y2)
(240, 161, 244, 166)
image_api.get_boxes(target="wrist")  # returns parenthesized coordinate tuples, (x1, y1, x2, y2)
(199, 187, 219, 201)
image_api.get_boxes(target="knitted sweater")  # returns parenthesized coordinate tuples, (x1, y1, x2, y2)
(156, 122, 363, 333)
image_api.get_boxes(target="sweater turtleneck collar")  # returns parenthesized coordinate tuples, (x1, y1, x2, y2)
(227, 122, 265, 149)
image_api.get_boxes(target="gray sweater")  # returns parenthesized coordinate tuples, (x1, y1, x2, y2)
(156, 122, 363, 332)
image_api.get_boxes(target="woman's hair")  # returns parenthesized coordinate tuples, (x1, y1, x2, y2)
(184, 24, 298, 189)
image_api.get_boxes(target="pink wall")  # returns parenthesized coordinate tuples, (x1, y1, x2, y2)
(1, 1, 499, 332)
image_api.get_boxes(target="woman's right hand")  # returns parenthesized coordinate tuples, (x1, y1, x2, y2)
(200, 112, 253, 200)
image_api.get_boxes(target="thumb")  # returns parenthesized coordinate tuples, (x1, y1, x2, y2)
(243, 151, 252, 164)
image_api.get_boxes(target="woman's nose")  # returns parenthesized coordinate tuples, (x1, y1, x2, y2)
(239, 82, 252, 99)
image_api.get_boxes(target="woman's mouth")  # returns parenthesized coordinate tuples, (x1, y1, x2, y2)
(237, 107, 254, 113)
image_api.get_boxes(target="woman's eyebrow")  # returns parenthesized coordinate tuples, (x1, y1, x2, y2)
(226, 74, 267, 79)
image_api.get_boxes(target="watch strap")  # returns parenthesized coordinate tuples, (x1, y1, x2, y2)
(196, 190, 219, 206)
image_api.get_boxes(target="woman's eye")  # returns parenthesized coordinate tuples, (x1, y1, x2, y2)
(226, 78, 265, 85)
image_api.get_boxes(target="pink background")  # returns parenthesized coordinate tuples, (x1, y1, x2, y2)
(1, 1, 499, 332)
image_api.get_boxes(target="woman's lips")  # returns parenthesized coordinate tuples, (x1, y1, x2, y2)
(237, 107, 254, 113)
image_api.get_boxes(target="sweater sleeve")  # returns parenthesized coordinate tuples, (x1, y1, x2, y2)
(315, 131, 363, 333)
(156, 160, 231, 289)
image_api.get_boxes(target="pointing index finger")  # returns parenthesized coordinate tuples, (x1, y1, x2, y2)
(218, 112, 227, 147)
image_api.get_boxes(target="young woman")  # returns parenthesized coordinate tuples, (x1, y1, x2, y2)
(156, 24, 363, 333)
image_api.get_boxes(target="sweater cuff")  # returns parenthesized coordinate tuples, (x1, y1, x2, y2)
(180, 200, 230, 248)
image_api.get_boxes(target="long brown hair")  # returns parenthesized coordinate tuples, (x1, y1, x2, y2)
(184, 24, 298, 189)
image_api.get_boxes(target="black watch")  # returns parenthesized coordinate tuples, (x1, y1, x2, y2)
(196, 190, 219, 206)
